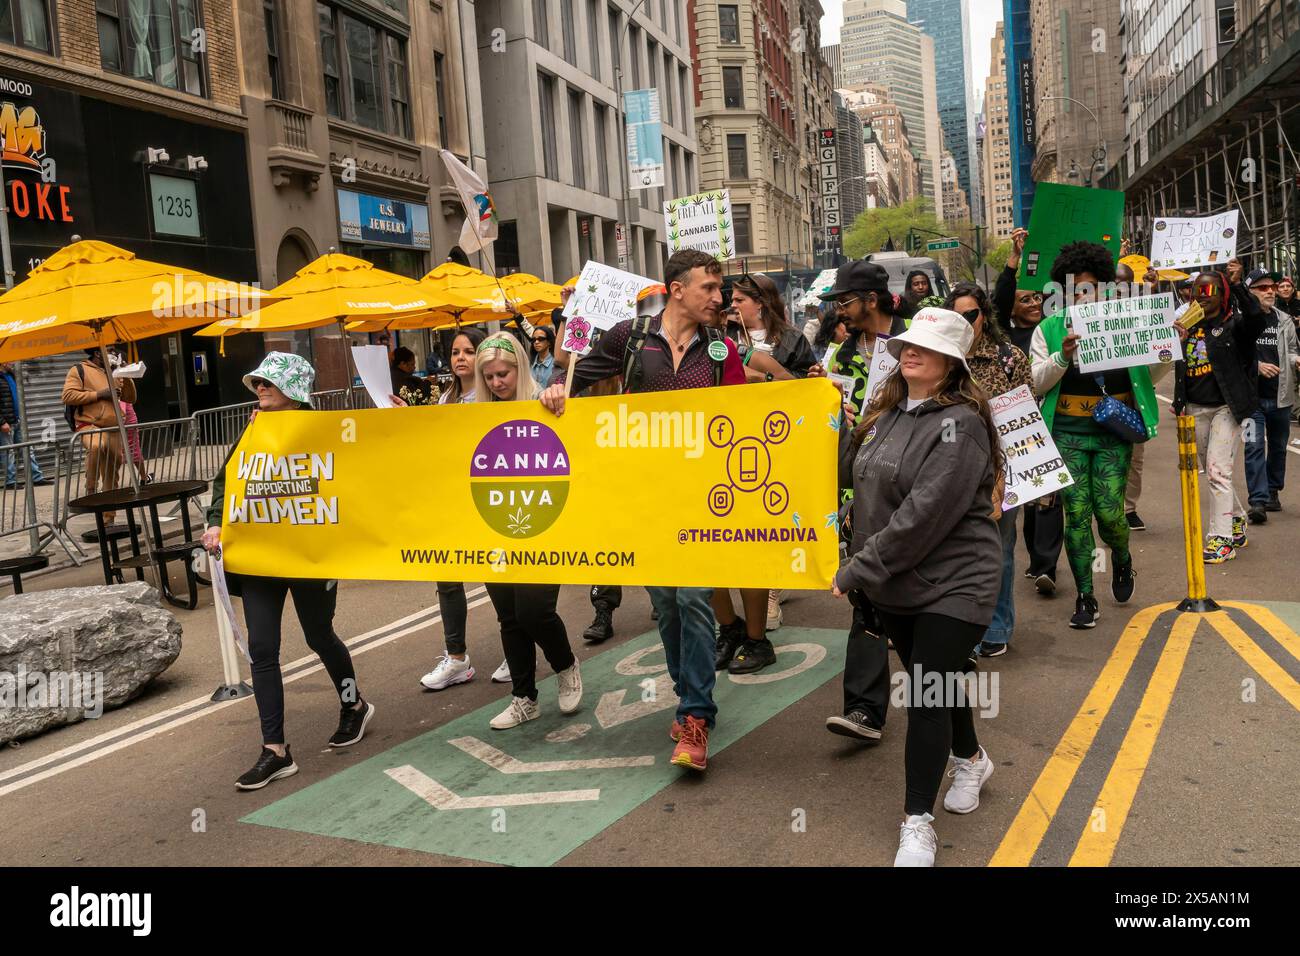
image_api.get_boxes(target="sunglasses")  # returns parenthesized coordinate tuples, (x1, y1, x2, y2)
(250, 377, 272, 389)
(834, 294, 864, 308)
(960, 308, 983, 324)
(532, 336, 549, 342)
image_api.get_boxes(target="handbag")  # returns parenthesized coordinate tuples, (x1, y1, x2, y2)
(1091, 376, 1149, 444)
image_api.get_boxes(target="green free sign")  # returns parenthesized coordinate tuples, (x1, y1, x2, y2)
(242, 627, 846, 866)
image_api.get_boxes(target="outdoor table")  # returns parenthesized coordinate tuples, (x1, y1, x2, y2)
(67, 479, 209, 607)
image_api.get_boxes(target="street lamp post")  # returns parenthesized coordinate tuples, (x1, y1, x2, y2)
(1041, 95, 1108, 187)
(613, 0, 652, 272)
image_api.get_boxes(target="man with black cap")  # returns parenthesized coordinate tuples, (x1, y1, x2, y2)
(1243, 269, 1299, 522)
(815, 260, 906, 744)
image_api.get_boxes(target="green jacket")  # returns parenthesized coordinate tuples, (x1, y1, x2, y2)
(1038, 312, 1161, 439)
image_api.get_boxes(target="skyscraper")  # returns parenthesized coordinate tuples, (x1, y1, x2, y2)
(839, 0, 943, 211)
(907, 0, 980, 224)
(1003, 0, 1037, 225)
(983, 22, 1015, 242)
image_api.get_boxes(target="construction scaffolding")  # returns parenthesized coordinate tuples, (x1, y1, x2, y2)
(1105, 0, 1300, 273)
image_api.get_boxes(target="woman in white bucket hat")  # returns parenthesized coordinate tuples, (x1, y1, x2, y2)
(202, 352, 374, 791)
(833, 308, 1004, 867)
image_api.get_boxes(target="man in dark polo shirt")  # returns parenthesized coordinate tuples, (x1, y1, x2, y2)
(540, 249, 745, 773)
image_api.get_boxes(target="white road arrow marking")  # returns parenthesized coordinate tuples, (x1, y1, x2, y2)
(385, 765, 600, 809)
(447, 736, 655, 772)
(727, 643, 827, 684)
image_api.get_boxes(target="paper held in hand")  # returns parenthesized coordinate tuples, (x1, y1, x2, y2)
(1067, 293, 1180, 375)
(351, 344, 397, 408)
(992, 385, 1074, 510)
(863, 337, 898, 411)
(560, 260, 656, 358)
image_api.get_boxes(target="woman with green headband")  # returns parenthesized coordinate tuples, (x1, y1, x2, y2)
(473, 333, 583, 729)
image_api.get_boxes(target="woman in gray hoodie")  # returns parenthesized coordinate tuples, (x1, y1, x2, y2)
(833, 307, 1004, 867)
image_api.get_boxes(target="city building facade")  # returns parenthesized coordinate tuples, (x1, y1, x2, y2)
(862, 123, 896, 208)
(983, 21, 1015, 243)
(841, 85, 921, 205)
(834, 91, 867, 231)
(1003, 0, 1037, 225)
(796, 0, 836, 268)
(941, 149, 971, 223)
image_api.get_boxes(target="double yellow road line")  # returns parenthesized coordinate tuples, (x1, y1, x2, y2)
(991, 602, 1300, 867)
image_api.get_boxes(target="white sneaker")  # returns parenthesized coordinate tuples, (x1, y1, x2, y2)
(557, 659, 583, 714)
(943, 746, 994, 814)
(766, 590, 783, 631)
(489, 695, 539, 730)
(894, 812, 937, 867)
(419, 655, 474, 691)
(491, 659, 511, 683)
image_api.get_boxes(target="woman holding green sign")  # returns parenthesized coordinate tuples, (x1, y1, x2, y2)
(1028, 242, 1158, 630)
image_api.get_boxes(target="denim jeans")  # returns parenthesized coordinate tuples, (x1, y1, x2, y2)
(1244, 397, 1291, 506)
(983, 505, 1019, 646)
(646, 586, 718, 728)
(1, 426, 45, 484)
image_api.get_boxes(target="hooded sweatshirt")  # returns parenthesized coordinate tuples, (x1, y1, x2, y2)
(834, 399, 1001, 625)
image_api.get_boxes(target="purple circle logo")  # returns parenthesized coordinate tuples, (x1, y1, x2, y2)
(470, 420, 570, 537)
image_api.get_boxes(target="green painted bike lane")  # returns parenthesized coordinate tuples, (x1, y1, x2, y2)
(243, 626, 846, 866)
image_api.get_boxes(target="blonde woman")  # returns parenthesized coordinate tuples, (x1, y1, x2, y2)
(474, 334, 583, 729)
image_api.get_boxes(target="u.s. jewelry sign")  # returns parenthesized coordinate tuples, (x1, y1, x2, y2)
(220, 381, 842, 588)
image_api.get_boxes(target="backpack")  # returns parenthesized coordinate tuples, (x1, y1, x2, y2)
(621, 316, 725, 393)
(64, 363, 85, 430)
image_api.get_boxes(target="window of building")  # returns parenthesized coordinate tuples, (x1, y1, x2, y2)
(587, 0, 601, 79)
(317, 3, 412, 137)
(533, 0, 548, 48)
(561, 0, 576, 65)
(608, 5, 620, 70)
(1216, 6, 1235, 43)
(684, 150, 695, 193)
(727, 133, 748, 178)
(97, 0, 206, 95)
(434, 51, 449, 147)
(663, 51, 674, 127)
(539, 73, 559, 180)
(629, 24, 641, 86)
(568, 88, 586, 189)
(723, 66, 743, 108)
(679, 64, 689, 123)
(0, 0, 52, 52)
(719, 4, 739, 44)
(733, 203, 752, 253)
(594, 103, 610, 196)
(264, 0, 283, 100)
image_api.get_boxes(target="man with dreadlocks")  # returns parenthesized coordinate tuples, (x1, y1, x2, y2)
(1028, 242, 1161, 630)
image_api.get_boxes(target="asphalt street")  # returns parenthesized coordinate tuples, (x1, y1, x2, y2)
(2, 400, 1298, 867)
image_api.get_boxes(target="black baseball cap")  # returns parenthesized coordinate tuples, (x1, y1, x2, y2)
(819, 260, 891, 300)
(1245, 269, 1282, 288)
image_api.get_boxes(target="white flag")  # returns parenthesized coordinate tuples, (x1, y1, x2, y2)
(440, 149, 498, 253)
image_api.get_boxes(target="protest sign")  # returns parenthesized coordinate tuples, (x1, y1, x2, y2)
(1067, 292, 1179, 374)
(664, 190, 734, 259)
(1018, 182, 1124, 293)
(863, 338, 898, 409)
(560, 261, 655, 357)
(798, 269, 839, 309)
(351, 345, 398, 408)
(992, 385, 1074, 510)
(220, 380, 842, 588)
(1149, 211, 1238, 270)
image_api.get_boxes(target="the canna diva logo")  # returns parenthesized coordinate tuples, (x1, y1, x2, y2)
(470, 420, 570, 537)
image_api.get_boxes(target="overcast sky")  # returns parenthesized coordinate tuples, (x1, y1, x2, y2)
(819, 0, 1002, 108)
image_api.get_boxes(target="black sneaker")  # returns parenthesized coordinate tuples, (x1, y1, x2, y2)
(235, 746, 298, 791)
(978, 641, 1008, 658)
(1035, 573, 1056, 596)
(1069, 594, 1099, 630)
(1112, 558, 1135, 604)
(1266, 492, 1282, 513)
(1125, 512, 1145, 531)
(1247, 506, 1267, 525)
(328, 700, 375, 748)
(582, 607, 614, 643)
(825, 710, 883, 740)
(714, 619, 747, 670)
(728, 637, 777, 674)
(1023, 569, 1036, 580)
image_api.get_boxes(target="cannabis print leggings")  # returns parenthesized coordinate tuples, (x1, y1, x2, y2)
(1055, 430, 1133, 595)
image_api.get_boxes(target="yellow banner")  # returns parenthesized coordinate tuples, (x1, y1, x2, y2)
(221, 380, 842, 588)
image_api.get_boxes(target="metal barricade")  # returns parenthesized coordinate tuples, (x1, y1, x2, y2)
(0, 435, 81, 563)
(309, 386, 375, 411)
(190, 401, 256, 483)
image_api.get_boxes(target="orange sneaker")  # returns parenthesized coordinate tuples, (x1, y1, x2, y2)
(670, 715, 709, 771)
(669, 719, 683, 741)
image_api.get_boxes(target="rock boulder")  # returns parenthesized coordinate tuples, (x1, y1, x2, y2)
(0, 582, 183, 743)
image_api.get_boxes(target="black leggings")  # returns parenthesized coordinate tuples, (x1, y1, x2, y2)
(485, 582, 574, 702)
(436, 582, 469, 655)
(875, 610, 984, 817)
(241, 575, 358, 746)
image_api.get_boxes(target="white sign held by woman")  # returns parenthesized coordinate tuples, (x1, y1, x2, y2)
(992, 385, 1074, 510)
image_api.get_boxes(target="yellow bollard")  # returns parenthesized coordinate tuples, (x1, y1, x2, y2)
(1176, 413, 1219, 612)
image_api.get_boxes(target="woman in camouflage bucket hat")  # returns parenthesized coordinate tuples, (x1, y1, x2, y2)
(202, 351, 376, 791)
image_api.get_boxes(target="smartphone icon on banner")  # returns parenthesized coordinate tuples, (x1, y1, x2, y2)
(740, 447, 757, 483)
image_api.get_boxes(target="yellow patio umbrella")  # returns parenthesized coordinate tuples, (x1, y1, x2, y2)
(0, 237, 275, 493)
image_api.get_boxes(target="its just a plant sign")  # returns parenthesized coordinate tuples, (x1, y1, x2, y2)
(663, 190, 734, 261)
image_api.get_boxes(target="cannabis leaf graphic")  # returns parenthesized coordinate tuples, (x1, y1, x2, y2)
(1031, 476, 1044, 488)
(1058, 471, 1071, 484)
(507, 507, 532, 536)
